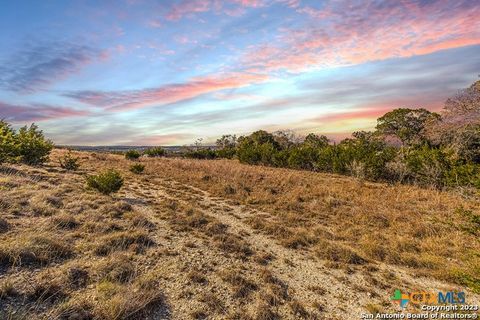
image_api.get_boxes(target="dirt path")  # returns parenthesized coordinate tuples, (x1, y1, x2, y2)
(121, 176, 479, 319)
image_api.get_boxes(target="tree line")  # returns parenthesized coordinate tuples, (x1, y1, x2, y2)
(1, 80, 479, 190)
(196, 80, 480, 190)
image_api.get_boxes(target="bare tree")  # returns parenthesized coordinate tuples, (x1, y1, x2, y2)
(426, 80, 480, 162)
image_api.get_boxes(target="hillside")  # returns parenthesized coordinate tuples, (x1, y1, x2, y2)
(0, 149, 479, 319)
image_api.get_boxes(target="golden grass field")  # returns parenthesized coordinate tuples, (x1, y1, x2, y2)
(0, 149, 479, 319)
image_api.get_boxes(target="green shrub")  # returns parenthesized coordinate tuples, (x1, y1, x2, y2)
(287, 146, 318, 170)
(125, 150, 141, 160)
(444, 163, 480, 189)
(216, 134, 237, 159)
(404, 146, 451, 188)
(16, 124, 53, 165)
(215, 147, 236, 159)
(236, 142, 262, 164)
(335, 132, 397, 179)
(0, 120, 18, 164)
(130, 164, 145, 174)
(59, 151, 80, 171)
(303, 133, 329, 149)
(86, 169, 124, 194)
(237, 131, 282, 165)
(315, 145, 342, 173)
(184, 149, 217, 159)
(144, 147, 166, 157)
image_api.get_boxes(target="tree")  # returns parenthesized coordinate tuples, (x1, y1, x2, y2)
(425, 80, 480, 162)
(236, 130, 281, 165)
(16, 124, 54, 165)
(303, 133, 329, 148)
(216, 134, 237, 149)
(0, 120, 19, 164)
(216, 134, 237, 159)
(376, 108, 440, 146)
(443, 80, 480, 122)
(337, 131, 396, 179)
(248, 130, 279, 148)
(273, 130, 301, 149)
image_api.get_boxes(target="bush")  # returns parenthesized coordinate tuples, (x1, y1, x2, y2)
(237, 131, 282, 165)
(215, 134, 237, 159)
(0, 120, 18, 164)
(215, 147, 236, 159)
(287, 146, 318, 170)
(86, 169, 124, 194)
(335, 131, 397, 180)
(315, 145, 342, 172)
(59, 151, 80, 171)
(125, 150, 141, 160)
(184, 149, 217, 159)
(16, 124, 54, 165)
(404, 146, 452, 188)
(130, 164, 145, 174)
(444, 163, 480, 189)
(144, 147, 166, 157)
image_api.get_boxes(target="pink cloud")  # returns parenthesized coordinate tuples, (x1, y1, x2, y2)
(166, 0, 211, 21)
(147, 19, 162, 28)
(240, 0, 480, 73)
(296, 6, 332, 19)
(174, 35, 197, 44)
(232, 0, 264, 7)
(163, 0, 299, 21)
(0, 102, 89, 123)
(138, 133, 195, 145)
(311, 107, 396, 124)
(65, 72, 269, 111)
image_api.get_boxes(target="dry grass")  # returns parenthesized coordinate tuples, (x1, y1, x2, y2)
(0, 149, 478, 319)
(0, 234, 73, 268)
(94, 230, 155, 256)
(0, 154, 167, 319)
(140, 156, 480, 289)
(220, 269, 259, 300)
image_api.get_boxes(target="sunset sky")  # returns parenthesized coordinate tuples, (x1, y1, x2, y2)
(1, 0, 479, 145)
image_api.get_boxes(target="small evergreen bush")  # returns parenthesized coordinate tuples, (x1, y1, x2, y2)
(0, 120, 19, 164)
(16, 124, 54, 165)
(129, 163, 145, 174)
(125, 150, 141, 160)
(144, 147, 166, 157)
(59, 151, 80, 171)
(86, 169, 124, 194)
(215, 147, 236, 159)
(184, 149, 217, 159)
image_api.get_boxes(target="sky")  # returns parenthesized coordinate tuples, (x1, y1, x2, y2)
(0, 0, 479, 146)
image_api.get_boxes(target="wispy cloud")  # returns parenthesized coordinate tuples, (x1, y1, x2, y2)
(64, 72, 268, 111)
(163, 0, 295, 21)
(232, 0, 265, 8)
(0, 101, 89, 122)
(165, 0, 211, 21)
(240, 0, 480, 73)
(0, 41, 107, 93)
(1, 0, 478, 145)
